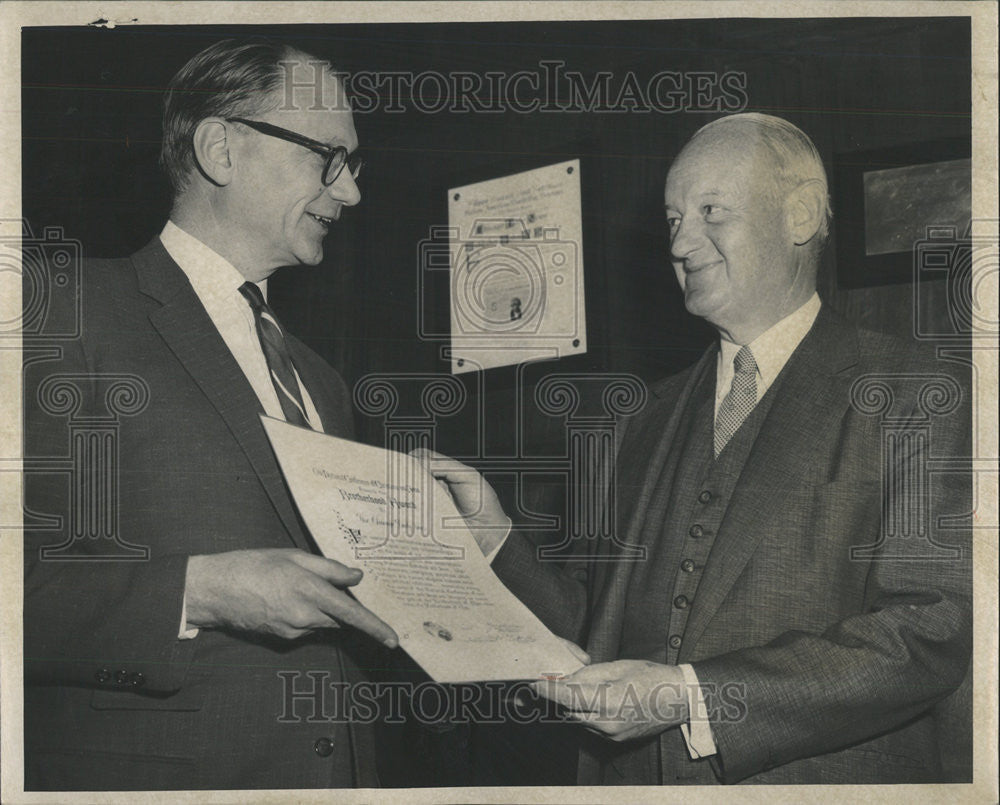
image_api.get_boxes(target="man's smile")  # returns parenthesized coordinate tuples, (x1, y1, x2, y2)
(682, 259, 723, 275)
(306, 211, 335, 229)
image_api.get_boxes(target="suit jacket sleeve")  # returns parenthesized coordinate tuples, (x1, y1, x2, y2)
(491, 530, 590, 646)
(691, 371, 973, 783)
(23, 333, 199, 694)
(489, 410, 637, 646)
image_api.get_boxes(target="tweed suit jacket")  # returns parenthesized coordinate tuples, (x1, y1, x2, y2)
(493, 306, 972, 785)
(23, 238, 379, 790)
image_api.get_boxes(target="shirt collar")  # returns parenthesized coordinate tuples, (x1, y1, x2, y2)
(159, 220, 255, 303)
(719, 292, 821, 389)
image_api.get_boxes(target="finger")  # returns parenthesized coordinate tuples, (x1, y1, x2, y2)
(274, 624, 315, 641)
(564, 710, 614, 730)
(408, 447, 435, 477)
(410, 449, 479, 485)
(529, 679, 597, 708)
(314, 585, 399, 648)
(410, 447, 458, 464)
(569, 715, 625, 739)
(528, 680, 559, 703)
(560, 638, 591, 665)
(557, 662, 626, 685)
(409, 447, 465, 474)
(409, 450, 483, 503)
(292, 552, 364, 587)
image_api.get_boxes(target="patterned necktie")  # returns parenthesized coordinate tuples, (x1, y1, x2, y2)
(714, 345, 757, 457)
(239, 282, 311, 428)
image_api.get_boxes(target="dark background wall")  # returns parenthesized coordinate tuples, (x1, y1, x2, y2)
(22, 16, 972, 545)
(20, 17, 972, 786)
(22, 17, 971, 436)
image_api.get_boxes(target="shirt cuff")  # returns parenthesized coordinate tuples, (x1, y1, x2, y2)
(178, 591, 199, 640)
(485, 517, 513, 564)
(678, 663, 717, 758)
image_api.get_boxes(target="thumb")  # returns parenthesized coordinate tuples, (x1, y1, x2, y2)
(561, 638, 591, 666)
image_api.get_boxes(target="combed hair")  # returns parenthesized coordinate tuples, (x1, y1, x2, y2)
(159, 38, 328, 194)
(690, 113, 833, 241)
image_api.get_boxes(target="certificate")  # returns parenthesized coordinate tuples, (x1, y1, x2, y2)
(261, 416, 585, 683)
(447, 159, 587, 373)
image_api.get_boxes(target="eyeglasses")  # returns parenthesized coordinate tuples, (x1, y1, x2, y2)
(226, 117, 363, 186)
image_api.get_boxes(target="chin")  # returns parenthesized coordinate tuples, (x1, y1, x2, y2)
(683, 289, 718, 318)
(294, 247, 325, 266)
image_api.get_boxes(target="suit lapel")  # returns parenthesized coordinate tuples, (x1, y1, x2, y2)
(132, 238, 310, 550)
(681, 309, 860, 654)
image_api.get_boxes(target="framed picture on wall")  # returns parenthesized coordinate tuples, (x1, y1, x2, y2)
(832, 138, 971, 288)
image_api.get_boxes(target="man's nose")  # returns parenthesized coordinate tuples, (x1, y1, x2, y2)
(669, 217, 701, 261)
(326, 169, 361, 207)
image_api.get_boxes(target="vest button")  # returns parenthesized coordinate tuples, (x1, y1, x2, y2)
(681, 559, 695, 573)
(95, 667, 111, 684)
(689, 524, 704, 538)
(668, 635, 682, 649)
(114, 669, 129, 686)
(698, 490, 712, 504)
(313, 737, 335, 757)
(674, 595, 689, 610)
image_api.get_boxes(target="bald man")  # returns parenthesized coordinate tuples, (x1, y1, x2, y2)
(431, 113, 972, 785)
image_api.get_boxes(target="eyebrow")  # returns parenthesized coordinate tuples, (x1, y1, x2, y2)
(665, 189, 726, 209)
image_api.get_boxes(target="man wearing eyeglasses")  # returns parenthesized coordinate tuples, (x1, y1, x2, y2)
(24, 38, 394, 791)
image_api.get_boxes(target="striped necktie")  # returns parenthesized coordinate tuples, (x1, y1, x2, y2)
(714, 345, 757, 457)
(239, 282, 311, 428)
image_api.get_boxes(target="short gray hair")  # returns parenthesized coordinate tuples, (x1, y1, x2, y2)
(689, 113, 832, 241)
(160, 38, 332, 194)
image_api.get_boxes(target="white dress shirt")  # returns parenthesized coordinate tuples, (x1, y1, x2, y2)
(714, 292, 822, 418)
(160, 220, 323, 430)
(161, 221, 324, 638)
(681, 291, 822, 759)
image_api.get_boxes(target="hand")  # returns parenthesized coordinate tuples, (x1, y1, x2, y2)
(410, 447, 511, 557)
(531, 660, 688, 742)
(560, 638, 592, 667)
(184, 548, 398, 646)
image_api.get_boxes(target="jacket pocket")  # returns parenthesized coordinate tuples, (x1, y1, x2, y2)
(90, 686, 203, 711)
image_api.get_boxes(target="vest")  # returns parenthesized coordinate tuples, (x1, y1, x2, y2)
(595, 353, 788, 785)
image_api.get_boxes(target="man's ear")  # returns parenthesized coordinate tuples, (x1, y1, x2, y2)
(191, 118, 234, 186)
(786, 179, 826, 246)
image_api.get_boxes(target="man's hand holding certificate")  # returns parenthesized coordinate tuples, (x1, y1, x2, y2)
(261, 417, 586, 682)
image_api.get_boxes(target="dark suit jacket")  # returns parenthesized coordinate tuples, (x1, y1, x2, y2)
(23, 238, 379, 790)
(494, 307, 972, 785)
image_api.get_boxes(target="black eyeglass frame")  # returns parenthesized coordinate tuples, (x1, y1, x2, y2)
(226, 117, 362, 186)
